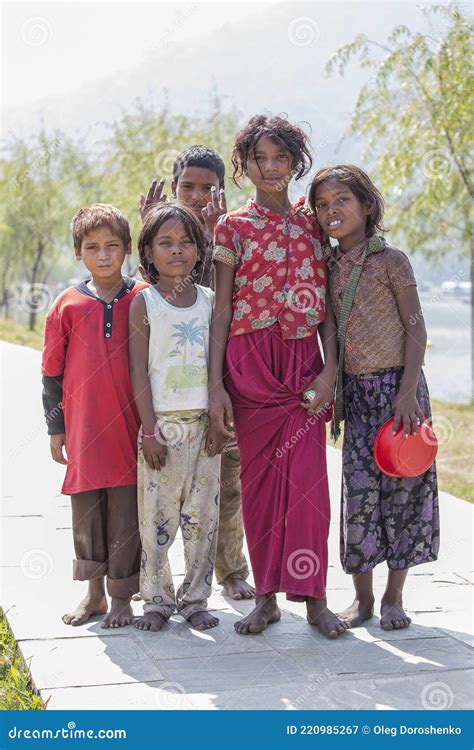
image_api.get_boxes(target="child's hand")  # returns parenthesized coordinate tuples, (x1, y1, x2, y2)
(301, 373, 335, 418)
(139, 178, 168, 220)
(50, 433, 67, 464)
(205, 423, 229, 457)
(209, 386, 235, 440)
(201, 187, 227, 234)
(392, 390, 425, 437)
(142, 434, 167, 471)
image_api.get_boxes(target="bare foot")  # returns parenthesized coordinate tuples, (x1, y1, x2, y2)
(337, 597, 375, 628)
(135, 611, 168, 631)
(62, 594, 108, 626)
(380, 598, 411, 630)
(223, 577, 255, 600)
(234, 594, 281, 635)
(188, 611, 219, 630)
(306, 598, 350, 638)
(100, 598, 133, 628)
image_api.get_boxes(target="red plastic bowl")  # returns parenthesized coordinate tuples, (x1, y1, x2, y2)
(374, 416, 438, 478)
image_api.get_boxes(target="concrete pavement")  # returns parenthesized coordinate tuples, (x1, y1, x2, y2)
(1, 341, 472, 710)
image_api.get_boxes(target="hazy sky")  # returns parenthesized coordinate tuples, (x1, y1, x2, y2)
(3, 1, 276, 108)
(2, 0, 438, 111)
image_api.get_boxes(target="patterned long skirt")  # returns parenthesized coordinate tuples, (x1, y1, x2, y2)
(341, 367, 440, 574)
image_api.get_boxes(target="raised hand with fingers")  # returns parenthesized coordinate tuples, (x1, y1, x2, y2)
(139, 178, 169, 220)
(202, 186, 227, 234)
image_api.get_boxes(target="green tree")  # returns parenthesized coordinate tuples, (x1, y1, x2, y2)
(326, 2, 473, 393)
(0, 127, 95, 329)
(0, 222, 16, 317)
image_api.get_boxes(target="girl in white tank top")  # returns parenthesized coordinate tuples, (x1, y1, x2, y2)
(129, 204, 223, 632)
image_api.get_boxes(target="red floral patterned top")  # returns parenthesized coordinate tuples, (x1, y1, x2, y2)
(213, 198, 327, 340)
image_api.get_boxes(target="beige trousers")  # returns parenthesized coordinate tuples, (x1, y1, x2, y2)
(138, 412, 220, 620)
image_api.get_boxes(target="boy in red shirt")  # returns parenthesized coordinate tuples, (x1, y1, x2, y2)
(42, 204, 147, 628)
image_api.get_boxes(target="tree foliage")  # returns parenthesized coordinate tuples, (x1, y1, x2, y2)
(0, 96, 244, 325)
(325, 2, 473, 260)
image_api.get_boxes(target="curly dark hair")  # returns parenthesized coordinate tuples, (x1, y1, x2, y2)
(137, 203, 206, 284)
(308, 165, 386, 235)
(231, 114, 313, 186)
(173, 145, 225, 188)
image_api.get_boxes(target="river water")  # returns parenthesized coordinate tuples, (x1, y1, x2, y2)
(420, 292, 471, 404)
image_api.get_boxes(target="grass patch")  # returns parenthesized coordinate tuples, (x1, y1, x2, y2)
(0, 317, 45, 352)
(327, 399, 474, 503)
(431, 399, 474, 503)
(0, 609, 44, 710)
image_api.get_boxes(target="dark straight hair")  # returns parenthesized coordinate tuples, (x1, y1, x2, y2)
(309, 165, 386, 235)
(173, 145, 225, 188)
(138, 203, 206, 284)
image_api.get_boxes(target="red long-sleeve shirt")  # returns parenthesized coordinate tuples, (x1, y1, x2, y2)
(42, 277, 147, 495)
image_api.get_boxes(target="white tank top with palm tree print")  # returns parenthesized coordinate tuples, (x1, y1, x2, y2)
(140, 284, 214, 413)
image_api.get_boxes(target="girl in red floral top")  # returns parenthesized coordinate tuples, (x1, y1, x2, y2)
(208, 115, 349, 638)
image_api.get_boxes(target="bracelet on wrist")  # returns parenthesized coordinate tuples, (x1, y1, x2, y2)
(142, 430, 156, 439)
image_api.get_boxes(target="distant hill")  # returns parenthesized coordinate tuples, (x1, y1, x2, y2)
(4, 0, 431, 171)
(4, 0, 466, 278)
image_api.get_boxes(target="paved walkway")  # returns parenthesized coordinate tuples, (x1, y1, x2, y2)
(1, 341, 472, 710)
